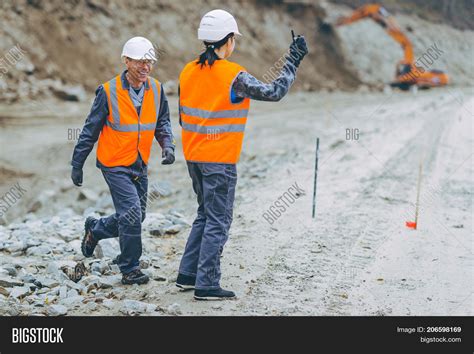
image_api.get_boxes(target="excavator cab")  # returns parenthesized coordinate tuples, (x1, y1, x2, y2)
(392, 62, 416, 90)
(396, 62, 412, 76)
(393, 61, 449, 89)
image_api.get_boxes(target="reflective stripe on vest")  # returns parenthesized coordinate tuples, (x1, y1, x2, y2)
(179, 59, 250, 164)
(181, 121, 246, 133)
(180, 106, 249, 119)
(96, 75, 161, 167)
(104, 120, 157, 132)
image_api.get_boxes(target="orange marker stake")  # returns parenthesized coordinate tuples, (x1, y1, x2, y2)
(406, 159, 423, 230)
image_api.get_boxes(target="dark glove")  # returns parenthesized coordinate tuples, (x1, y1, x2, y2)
(71, 167, 83, 186)
(287, 35, 308, 67)
(161, 147, 175, 165)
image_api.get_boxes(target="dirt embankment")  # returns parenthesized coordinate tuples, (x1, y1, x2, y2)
(0, 0, 360, 104)
(1, 0, 472, 103)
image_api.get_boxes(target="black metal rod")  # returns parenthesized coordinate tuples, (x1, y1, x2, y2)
(312, 137, 320, 219)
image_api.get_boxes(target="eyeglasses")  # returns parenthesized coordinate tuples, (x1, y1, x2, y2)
(127, 58, 156, 67)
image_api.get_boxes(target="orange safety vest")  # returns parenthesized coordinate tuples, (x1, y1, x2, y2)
(97, 74, 161, 167)
(179, 59, 250, 164)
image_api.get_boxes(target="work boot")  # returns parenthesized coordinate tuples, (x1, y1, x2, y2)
(176, 273, 196, 291)
(121, 269, 149, 285)
(81, 217, 98, 258)
(194, 288, 236, 301)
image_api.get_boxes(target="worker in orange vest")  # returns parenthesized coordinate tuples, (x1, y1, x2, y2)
(176, 10, 308, 300)
(71, 37, 175, 285)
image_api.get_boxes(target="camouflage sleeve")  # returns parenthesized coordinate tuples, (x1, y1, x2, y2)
(232, 59, 298, 102)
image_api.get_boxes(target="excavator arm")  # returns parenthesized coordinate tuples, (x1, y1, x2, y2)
(335, 4, 414, 63)
(335, 4, 384, 26)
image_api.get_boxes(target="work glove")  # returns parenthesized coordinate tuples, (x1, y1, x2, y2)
(287, 35, 308, 67)
(71, 167, 83, 187)
(161, 147, 175, 165)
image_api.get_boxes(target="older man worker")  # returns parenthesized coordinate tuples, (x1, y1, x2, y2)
(71, 37, 175, 285)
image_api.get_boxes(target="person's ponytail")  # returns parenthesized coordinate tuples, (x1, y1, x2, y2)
(198, 45, 219, 67)
(196, 33, 234, 68)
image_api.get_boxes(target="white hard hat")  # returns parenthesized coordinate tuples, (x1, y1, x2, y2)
(121, 36, 156, 61)
(198, 9, 242, 42)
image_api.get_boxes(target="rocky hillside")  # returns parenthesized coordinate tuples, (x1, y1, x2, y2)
(1, 0, 472, 103)
(0, 0, 361, 103)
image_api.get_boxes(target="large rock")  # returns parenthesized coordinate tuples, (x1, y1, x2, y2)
(27, 190, 56, 213)
(97, 279, 114, 290)
(163, 80, 178, 96)
(149, 182, 172, 198)
(2, 265, 18, 277)
(26, 245, 52, 256)
(57, 229, 77, 242)
(0, 300, 20, 316)
(44, 263, 72, 284)
(167, 303, 182, 316)
(2, 241, 27, 254)
(47, 304, 68, 316)
(94, 239, 120, 259)
(120, 300, 157, 315)
(0, 277, 23, 287)
(60, 295, 84, 308)
(102, 299, 117, 310)
(0, 287, 9, 296)
(67, 289, 79, 298)
(149, 228, 165, 237)
(95, 194, 113, 209)
(15, 59, 35, 75)
(64, 280, 86, 294)
(79, 275, 114, 291)
(51, 84, 87, 102)
(84, 301, 98, 312)
(169, 216, 191, 227)
(77, 188, 99, 202)
(102, 274, 121, 286)
(165, 225, 182, 235)
(34, 276, 59, 289)
(9, 286, 31, 299)
(59, 286, 68, 299)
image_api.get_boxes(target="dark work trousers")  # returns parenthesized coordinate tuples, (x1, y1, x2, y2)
(91, 156, 148, 274)
(179, 162, 237, 290)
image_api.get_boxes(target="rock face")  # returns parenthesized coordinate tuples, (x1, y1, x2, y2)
(0, 0, 381, 104)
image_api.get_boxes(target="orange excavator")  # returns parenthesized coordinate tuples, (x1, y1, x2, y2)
(334, 4, 449, 89)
